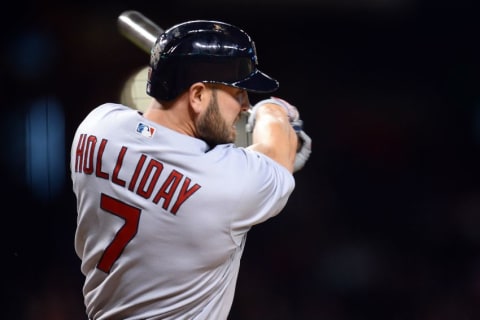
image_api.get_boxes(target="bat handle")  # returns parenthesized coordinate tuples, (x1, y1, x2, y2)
(117, 10, 164, 54)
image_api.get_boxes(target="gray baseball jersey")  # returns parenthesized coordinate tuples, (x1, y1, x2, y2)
(71, 103, 295, 319)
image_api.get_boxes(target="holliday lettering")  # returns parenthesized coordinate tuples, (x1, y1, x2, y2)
(73, 133, 201, 215)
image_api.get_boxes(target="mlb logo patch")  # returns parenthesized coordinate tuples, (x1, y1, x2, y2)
(136, 122, 155, 138)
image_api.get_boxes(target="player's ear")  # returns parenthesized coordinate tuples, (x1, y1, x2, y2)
(189, 82, 209, 114)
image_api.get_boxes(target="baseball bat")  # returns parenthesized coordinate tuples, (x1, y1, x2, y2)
(118, 10, 164, 54)
(117, 10, 251, 147)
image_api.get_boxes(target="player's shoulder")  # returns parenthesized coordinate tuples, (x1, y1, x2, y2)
(82, 103, 131, 121)
(76, 103, 133, 131)
(91, 102, 130, 115)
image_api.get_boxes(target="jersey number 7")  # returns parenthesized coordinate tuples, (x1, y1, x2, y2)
(97, 193, 141, 273)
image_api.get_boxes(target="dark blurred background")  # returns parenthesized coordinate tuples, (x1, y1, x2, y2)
(3, 0, 480, 319)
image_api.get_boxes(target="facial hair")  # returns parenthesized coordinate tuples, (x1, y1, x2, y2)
(196, 89, 236, 147)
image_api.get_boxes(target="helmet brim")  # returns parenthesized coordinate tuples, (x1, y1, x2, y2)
(231, 69, 279, 93)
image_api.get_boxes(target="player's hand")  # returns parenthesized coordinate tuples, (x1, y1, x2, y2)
(246, 97, 311, 172)
(294, 130, 312, 172)
(246, 96, 303, 133)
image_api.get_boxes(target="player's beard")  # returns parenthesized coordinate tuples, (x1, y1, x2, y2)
(196, 88, 236, 147)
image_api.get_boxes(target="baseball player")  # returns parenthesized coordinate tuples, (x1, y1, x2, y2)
(71, 19, 311, 320)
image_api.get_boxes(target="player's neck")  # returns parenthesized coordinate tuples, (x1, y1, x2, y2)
(143, 102, 195, 137)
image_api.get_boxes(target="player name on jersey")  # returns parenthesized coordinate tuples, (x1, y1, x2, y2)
(73, 133, 201, 215)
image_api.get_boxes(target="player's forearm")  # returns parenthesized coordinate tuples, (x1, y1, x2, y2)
(247, 104, 298, 172)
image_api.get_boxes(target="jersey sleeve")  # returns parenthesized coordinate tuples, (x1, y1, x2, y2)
(229, 148, 295, 244)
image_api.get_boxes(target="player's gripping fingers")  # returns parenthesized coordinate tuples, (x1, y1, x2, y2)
(268, 96, 301, 123)
(294, 130, 312, 172)
(246, 97, 303, 133)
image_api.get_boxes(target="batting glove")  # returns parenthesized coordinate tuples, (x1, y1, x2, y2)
(294, 129, 312, 172)
(246, 97, 311, 172)
(246, 96, 303, 133)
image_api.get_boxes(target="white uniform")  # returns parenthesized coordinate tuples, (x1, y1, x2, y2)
(71, 103, 295, 320)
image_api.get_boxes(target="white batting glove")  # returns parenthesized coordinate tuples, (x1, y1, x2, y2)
(294, 130, 312, 172)
(246, 96, 303, 133)
(245, 97, 311, 172)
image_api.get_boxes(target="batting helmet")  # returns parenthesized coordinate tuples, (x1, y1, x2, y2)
(146, 20, 279, 101)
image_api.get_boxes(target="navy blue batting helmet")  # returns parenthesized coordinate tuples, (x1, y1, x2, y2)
(146, 20, 279, 101)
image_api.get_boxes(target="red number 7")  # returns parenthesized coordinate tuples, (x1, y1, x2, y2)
(97, 193, 141, 273)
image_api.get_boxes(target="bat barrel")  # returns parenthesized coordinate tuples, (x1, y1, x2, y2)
(117, 10, 164, 54)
